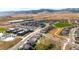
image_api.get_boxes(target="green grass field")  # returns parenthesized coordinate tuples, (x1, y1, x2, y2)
(0, 27, 6, 32)
(53, 22, 72, 28)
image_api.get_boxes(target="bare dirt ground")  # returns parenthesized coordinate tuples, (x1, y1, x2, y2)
(0, 37, 22, 50)
(3, 12, 79, 21)
(0, 12, 79, 23)
(0, 12, 79, 50)
(47, 28, 70, 50)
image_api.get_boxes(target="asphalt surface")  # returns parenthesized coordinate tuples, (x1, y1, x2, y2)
(9, 28, 42, 50)
(9, 24, 50, 50)
(62, 27, 79, 50)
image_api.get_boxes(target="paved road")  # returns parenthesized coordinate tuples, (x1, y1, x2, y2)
(53, 28, 69, 50)
(69, 27, 79, 44)
(62, 27, 79, 50)
(61, 37, 70, 50)
(9, 28, 42, 50)
(9, 24, 79, 50)
(9, 24, 50, 50)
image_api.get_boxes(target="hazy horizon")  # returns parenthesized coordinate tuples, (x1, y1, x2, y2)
(0, 8, 65, 12)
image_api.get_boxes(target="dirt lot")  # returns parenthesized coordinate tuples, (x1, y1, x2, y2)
(0, 37, 22, 50)
(34, 36, 61, 50)
(1, 12, 79, 21)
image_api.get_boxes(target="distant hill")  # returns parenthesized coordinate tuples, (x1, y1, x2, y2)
(10, 8, 79, 14)
(9, 9, 57, 14)
(0, 8, 79, 16)
(61, 8, 79, 13)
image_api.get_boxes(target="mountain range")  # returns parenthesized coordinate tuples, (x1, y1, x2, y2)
(0, 8, 79, 16)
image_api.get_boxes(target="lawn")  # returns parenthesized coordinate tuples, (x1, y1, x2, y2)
(0, 27, 6, 32)
(53, 22, 72, 28)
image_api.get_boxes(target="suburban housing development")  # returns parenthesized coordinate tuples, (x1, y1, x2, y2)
(0, 8, 79, 50)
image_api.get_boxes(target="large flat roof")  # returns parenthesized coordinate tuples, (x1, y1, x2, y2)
(9, 19, 24, 23)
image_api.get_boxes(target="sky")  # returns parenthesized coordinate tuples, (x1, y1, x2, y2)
(0, 0, 79, 11)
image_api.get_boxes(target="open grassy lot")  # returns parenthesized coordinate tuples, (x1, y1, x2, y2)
(53, 21, 72, 28)
(0, 27, 6, 32)
(34, 37, 55, 50)
(34, 36, 61, 50)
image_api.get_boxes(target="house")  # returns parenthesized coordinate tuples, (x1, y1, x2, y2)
(17, 29, 30, 36)
(60, 27, 71, 36)
(27, 38, 37, 46)
(22, 44, 32, 50)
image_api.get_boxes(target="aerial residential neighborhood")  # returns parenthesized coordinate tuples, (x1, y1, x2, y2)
(1, 0, 79, 59)
(0, 8, 79, 50)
